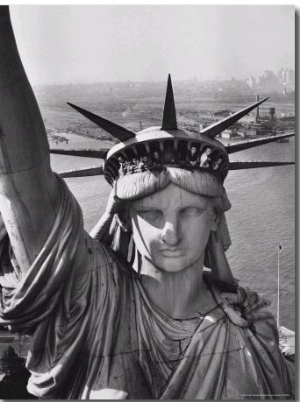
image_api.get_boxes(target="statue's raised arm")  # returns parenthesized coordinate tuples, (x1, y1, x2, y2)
(0, 6, 59, 271)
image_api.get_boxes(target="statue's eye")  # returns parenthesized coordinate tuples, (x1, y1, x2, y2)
(180, 207, 202, 216)
(138, 210, 163, 222)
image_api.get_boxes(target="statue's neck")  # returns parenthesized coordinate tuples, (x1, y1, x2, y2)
(137, 257, 214, 320)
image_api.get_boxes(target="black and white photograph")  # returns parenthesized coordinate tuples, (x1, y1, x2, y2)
(0, 4, 295, 399)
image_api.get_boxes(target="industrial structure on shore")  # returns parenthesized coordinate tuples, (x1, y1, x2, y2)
(196, 95, 295, 141)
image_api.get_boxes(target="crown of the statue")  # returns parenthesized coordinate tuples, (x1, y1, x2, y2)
(67, 74, 295, 185)
(103, 126, 229, 184)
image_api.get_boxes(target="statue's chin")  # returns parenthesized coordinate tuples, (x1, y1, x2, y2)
(137, 253, 204, 277)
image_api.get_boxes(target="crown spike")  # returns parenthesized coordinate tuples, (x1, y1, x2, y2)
(229, 161, 295, 170)
(200, 97, 269, 139)
(50, 148, 107, 158)
(67, 102, 136, 142)
(161, 74, 177, 130)
(226, 132, 295, 154)
(59, 166, 103, 178)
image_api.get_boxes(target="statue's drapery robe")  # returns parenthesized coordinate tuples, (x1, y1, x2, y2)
(0, 180, 294, 399)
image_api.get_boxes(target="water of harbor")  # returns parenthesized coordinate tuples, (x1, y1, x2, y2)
(0, 136, 295, 357)
(49, 137, 295, 330)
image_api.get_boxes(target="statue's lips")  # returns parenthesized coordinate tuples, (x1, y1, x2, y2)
(159, 249, 184, 257)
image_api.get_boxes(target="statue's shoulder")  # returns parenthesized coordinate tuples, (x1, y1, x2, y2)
(205, 273, 269, 310)
(205, 273, 275, 329)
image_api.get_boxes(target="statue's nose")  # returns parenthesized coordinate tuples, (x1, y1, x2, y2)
(161, 221, 180, 246)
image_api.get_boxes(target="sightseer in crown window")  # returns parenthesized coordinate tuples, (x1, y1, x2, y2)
(200, 147, 212, 168)
(212, 157, 223, 170)
(0, 6, 295, 400)
(151, 150, 161, 165)
(188, 144, 199, 166)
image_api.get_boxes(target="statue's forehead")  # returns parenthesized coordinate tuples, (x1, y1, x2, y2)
(131, 183, 211, 208)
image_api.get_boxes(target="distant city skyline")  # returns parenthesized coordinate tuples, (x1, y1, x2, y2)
(10, 5, 295, 86)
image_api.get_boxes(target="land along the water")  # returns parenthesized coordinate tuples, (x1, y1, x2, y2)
(0, 81, 295, 356)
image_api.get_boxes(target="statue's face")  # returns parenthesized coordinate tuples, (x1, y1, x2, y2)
(129, 183, 217, 273)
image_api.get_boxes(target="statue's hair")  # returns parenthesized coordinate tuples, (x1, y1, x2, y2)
(115, 167, 231, 213)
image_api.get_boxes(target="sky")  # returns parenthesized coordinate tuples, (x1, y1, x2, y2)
(9, 5, 295, 85)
